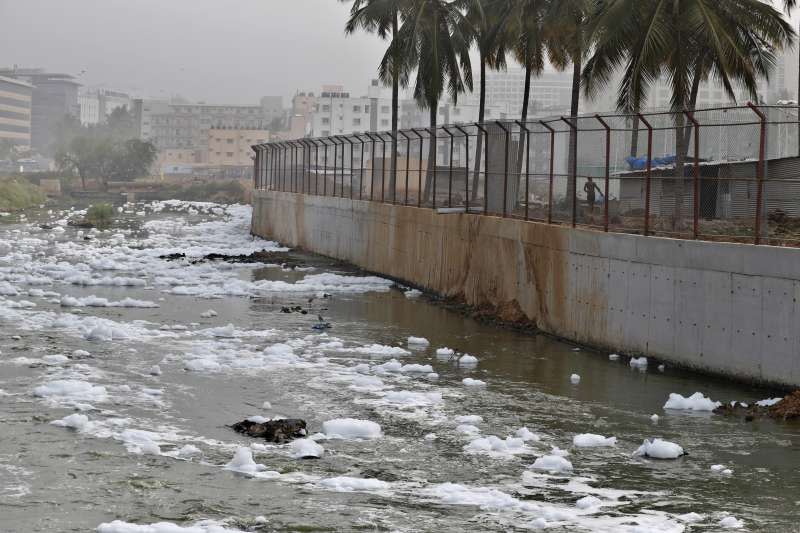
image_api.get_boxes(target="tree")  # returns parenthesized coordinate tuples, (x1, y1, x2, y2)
(508, 0, 547, 174)
(106, 106, 136, 139)
(583, 0, 794, 228)
(458, 0, 513, 200)
(386, 0, 473, 202)
(344, 0, 406, 198)
(543, 0, 589, 214)
(56, 136, 156, 189)
(108, 139, 158, 182)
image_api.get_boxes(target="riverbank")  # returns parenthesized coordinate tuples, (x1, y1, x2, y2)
(251, 190, 800, 388)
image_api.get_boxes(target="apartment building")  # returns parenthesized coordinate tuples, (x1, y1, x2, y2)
(0, 75, 33, 149)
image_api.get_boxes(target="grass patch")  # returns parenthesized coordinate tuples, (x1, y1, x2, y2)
(0, 177, 46, 211)
(85, 203, 115, 227)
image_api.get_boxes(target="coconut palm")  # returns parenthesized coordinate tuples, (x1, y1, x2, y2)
(384, 0, 473, 202)
(543, 0, 589, 212)
(343, 0, 406, 198)
(582, 0, 794, 228)
(507, 0, 547, 172)
(457, 0, 513, 200)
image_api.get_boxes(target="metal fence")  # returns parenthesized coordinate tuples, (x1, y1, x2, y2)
(253, 103, 800, 247)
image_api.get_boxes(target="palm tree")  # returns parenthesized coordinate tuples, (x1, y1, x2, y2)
(583, 0, 794, 228)
(508, 0, 547, 173)
(385, 0, 473, 203)
(543, 0, 588, 214)
(457, 0, 513, 201)
(343, 0, 405, 198)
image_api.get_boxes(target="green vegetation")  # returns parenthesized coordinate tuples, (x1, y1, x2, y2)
(53, 107, 157, 190)
(85, 203, 115, 228)
(0, 177, 46, 212)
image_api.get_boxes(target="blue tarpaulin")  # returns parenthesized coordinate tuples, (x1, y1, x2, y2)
(625, 155, 676, 170)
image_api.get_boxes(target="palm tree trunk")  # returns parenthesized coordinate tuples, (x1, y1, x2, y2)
(389, 10, 399, 201)
(470, 53, 486, 202)
(424, 103, 437, 203)
(672, 64, 702, 229)
(516, 62, 532, 176)
(567, 56, 581, 215)
(629, 114, 639, 158)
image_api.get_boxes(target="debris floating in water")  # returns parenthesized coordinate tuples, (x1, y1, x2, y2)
(570, 374, 581, 384)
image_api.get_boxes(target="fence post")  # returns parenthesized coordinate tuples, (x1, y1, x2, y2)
(381, 134, 388, 202)
(684, 111, 701, 239)
(343, 136, 355, 200)
(339, 136, 346, 197)
(638, 113, 654, 236)
(560, 117, 578, 227)
(354, 133, 365, 201)
(495, 121, 510, 218)
(398, 131, 411, 205)
(289, 142, 297, 192)
(277, 144, 282, 191)
(316, 139, 319, 195)
(474, 123, 488, 214)
(384, 132, 397, 203)
(364, 132, 376, 201)
(747, 102, 767, 245)
(514, 120, 530, 221)
(412, 129, 424, 208)
(253, 148, 258, 190)
(442, 126, 455, 208)
(322, 140, 329, 197)
(540, 121, 555, 224)
(595, 114, 611, 232)
(454, 125, 470, 212)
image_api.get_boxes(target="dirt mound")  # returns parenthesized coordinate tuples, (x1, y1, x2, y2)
(713, 391, 800, 421)
(768, 391, 800, 421)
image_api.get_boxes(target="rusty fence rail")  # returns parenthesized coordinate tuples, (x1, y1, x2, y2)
(253, 103, 800, 247)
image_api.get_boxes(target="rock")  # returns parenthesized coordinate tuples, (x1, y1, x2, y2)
(230, 418, 307, 443)
(159, 252, 186, 261)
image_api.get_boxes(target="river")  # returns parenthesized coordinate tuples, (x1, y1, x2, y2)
(0, 201, 797, 532)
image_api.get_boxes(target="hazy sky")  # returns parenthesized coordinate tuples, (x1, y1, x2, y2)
(0, 0, 389, 104)
(1, 0, 798, 106)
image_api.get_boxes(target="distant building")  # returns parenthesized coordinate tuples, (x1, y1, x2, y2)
(205, 127, 270, 166)
(79, 88, 132, 125)
(133, 97, 283, 163)
(310, 81, 394, 136)
(0, 75, 33, 149)
(0, 68, 80, 151)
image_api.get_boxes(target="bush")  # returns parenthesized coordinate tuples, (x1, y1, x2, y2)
(86, 203, 114, 227)
(0, 177, 46, 211)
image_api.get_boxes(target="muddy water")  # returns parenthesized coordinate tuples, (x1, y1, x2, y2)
(0, 202, 798, 533)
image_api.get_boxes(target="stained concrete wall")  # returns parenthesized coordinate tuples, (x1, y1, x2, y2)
(252, 190, 800, 387)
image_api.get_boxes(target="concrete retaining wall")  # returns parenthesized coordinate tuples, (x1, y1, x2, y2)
(252, 189, 800, 387)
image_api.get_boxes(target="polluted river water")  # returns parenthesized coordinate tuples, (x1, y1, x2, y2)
(0, 200, 798, 532)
